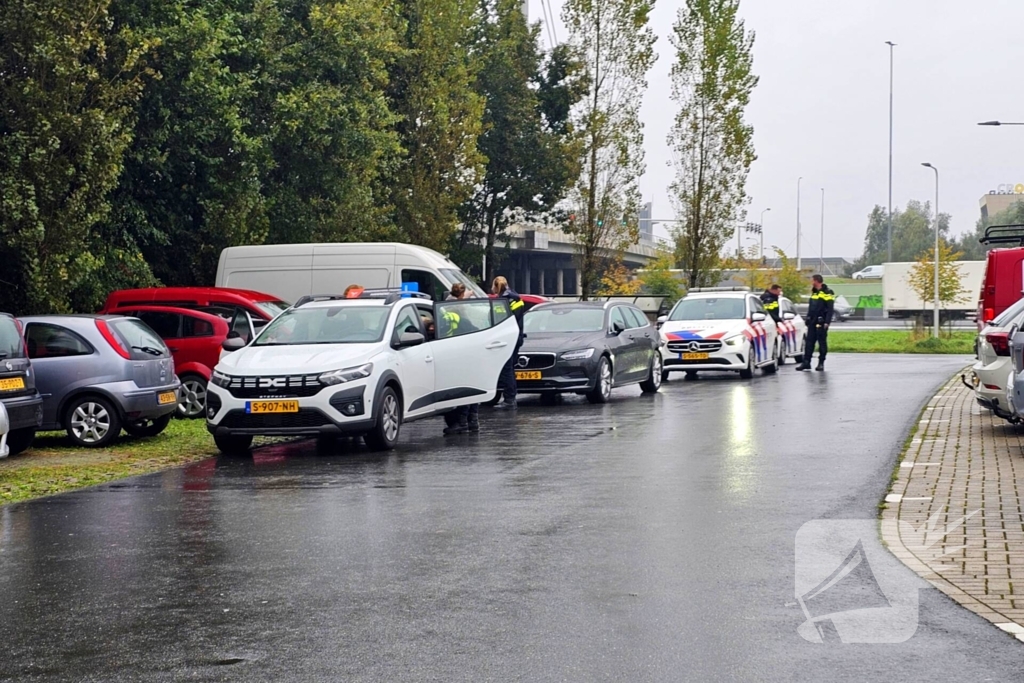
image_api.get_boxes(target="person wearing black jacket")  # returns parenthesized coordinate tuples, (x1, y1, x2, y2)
(492, 276, 525, 410)
(796, 274, 835, 372)
(759, 284, 783, 324)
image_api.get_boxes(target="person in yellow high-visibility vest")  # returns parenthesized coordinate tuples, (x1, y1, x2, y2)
(492, 276, 525, 410)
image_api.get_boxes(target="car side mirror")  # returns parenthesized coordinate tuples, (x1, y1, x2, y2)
(611, 321, 626, 335)
(221, 337, 246, 352)
(395, 331, 426, 348)
(751, 312, 767, 323)
(782, 311, 796, 321)
(657, 315, 667, 324)
(226, 330, 241, 340)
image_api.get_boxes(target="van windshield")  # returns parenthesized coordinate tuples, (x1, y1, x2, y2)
(254, 306, 390, 345)
(440, 269, 487, 298)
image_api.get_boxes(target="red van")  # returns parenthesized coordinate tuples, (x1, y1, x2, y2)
(977, 226, 1024, 330)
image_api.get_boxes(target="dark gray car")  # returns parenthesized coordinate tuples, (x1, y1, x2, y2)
(19, 315, 181, 447)
(0, 313, 44, 455)
(515, 302, 663, 403)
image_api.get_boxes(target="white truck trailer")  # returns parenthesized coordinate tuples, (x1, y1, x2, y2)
(882, 260, 985, 320)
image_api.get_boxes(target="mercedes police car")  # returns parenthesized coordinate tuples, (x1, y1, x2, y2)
(207, 290, 518, 453)
(658, 288, 781, 380)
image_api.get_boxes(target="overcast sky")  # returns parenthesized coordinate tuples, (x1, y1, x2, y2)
(533, 0, 1024, 260)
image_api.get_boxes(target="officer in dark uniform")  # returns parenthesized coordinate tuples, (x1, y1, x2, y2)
(759, 284, 783, 324)
(492, 276, 525, 410)
(796, 274, 835, 372)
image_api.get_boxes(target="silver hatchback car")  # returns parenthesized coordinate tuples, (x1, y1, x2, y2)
(19, 315, 181, 447)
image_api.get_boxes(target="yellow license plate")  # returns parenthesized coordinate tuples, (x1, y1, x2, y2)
(0, 377, 25, 391)
(515, 371, 542, 380)
(158, 391, 177, 405)
(247, 400, 300, 414)
(681, 352, 709, 360)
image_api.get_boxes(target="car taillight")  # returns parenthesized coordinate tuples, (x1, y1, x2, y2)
(95, 319, 131, 359)
(987, 331, 1011, 357)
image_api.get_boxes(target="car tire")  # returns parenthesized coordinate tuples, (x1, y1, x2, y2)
(214, 433, 253, 456)
(65, 395, 122, 448)
(484, 388, 502, 407)
(640, 353, 663, 393)
(177, 375, 208, 419)
(661, 369, 670, 383)
(739, 351, 755, 379)
(6, 427, 36, 456)
(586, 357, 613, 404)
(124, 413, 172, 438)
(365, 386, 402, 451)
(764, 342, 780, 374)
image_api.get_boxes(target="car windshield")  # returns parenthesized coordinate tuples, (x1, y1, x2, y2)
(525, 307, 605, 333)
(254, 300, 290, 319)
(0, 316, 25, 359)
(669, 297, 746, 321)
(254, 305, 390, 345)
(993, 297, 1024, 327)
(439, 268, 487, 298)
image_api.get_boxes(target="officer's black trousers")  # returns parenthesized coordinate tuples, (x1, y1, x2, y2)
(804, 324, 828, 362)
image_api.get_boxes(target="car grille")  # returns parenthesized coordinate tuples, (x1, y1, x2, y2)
(220, 409, 330, 429)
(516, 353, 556, 370)
(666, 339, 723, 354)
(224, 374, 323, 398)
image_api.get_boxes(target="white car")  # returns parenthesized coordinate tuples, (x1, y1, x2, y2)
(852, 265, 884, 280)
(0, 402, 9, 459)
(777, 296, 808, 364)
(659, 289, 782, 380)
(206, 291, 519, 453)
(970, 297, 1024, 421)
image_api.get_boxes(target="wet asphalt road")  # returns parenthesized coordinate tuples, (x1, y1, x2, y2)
(2, 354, 1022, 682)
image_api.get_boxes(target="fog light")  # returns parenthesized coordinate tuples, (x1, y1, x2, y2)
(207, 406, 216, 418)
(343, 404, 358, 416)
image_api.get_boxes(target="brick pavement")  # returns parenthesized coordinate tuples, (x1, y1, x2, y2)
(882, 370, 1024, 639)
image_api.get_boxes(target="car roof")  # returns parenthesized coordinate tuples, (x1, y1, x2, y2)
(683, 291, 750, 299)
(294, 298, 391, 310)
(106, 286, 283, 302)
(105, 305, 228, 319)
(19, 314, 125, 321)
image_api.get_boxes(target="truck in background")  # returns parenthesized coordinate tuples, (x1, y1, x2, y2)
(976, 225, 1024, 330)
(882, 260, 985, 321)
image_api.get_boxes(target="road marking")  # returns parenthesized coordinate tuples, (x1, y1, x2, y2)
(886, 494, 903, 503)
(900, 462, 941, 468)
(902, 497, 933, 501)
(997, 623, 1024, 635)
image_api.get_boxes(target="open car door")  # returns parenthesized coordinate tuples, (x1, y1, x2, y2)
(426, 298, 518, 413)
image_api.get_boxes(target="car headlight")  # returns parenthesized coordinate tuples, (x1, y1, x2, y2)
(560, 348, 595, 361)
(319, 363, 373, 386)
(211, 370, 231, 388)
(724, 335, 745, 347)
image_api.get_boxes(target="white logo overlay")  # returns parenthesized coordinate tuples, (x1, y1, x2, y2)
(795, 513, 978, 643)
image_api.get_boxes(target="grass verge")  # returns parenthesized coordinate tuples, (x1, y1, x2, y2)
(829, 330, 974, 354)
(0, 419, 217, 505)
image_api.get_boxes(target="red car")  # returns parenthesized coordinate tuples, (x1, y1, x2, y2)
(110, 306, 229, 418)
(101, 286, 288, 329)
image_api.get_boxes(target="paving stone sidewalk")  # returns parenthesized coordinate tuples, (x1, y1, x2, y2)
(882, 371, 1024, 639)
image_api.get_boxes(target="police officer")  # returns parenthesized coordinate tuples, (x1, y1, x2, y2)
(759, 284, 783, 324)
(492, 276, 525, 410)
(796, 274, 835, 372)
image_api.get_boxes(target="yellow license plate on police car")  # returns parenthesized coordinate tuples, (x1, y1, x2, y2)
(246, 400, 299, 414)
(515, 371, 542, 380)
(157, 391, 177, 405)
(681, 352, 709, 360)
(0, 377, 25, 391)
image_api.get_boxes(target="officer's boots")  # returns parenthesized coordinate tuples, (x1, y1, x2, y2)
(816, 359, 825, 371)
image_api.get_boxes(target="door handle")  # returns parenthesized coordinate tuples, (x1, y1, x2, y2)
(485, 341, 508, 349)
(425, 356, 433, 363)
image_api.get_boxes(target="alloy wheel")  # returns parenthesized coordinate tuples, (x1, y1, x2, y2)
(600, 359, 613, 399)
(652, 355, 663, 389)
(71, 402, 112, 444)
(178, 379, 206, 418)
(382, 394, 400, 442)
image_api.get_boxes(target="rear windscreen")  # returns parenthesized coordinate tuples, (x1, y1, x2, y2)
(0, 316, 25, 359)
(108, 319, 171, 359)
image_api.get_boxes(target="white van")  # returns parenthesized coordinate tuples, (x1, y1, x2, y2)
(215, 243, 486, 302)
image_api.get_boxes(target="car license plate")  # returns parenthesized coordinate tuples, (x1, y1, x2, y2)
(681, 352, 709, 360)
(157, 391, 178, 405)
(246, 400, 300, 414)
(0, 377, 25, 391)
(515, 371, 542, 380)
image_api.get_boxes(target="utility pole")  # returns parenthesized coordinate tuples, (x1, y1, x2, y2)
(797, 177, 803, 271)
(922, 163, 940, 338)
(820, 188, 825, 273)
(886, 41, 896, 263)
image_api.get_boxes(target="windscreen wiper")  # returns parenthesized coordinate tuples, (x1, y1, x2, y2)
(132, 345, 164, 357)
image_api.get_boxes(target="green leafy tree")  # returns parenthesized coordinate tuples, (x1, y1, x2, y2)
(638, 249, 683, 304)
(562, 0, 657, 299)
(907, 240, 967, 310)
(855, 201, 951, 269)
(951, 199, 1024, 261)
(668, 0, 757, 289)
(0, 0, 153, 313)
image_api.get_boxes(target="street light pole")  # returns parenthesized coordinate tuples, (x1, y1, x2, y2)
(820, 188, 825, 273)
(922, 163, 940, 338)
(797, 177, 802, 270)
(760, 208, 771, 260)
(886, 42, 896, 263)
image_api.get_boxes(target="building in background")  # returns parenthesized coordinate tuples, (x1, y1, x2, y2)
(980, 188, 1024, 220)
(639, 202, 654, 242)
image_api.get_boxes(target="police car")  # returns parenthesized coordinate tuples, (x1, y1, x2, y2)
(776, 296, 808, 364)
(658, 288, 782, 379)
(207, 291, 519, 453)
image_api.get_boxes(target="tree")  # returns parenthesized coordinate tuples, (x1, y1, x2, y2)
(667, 0, 757, 289)
(950, 199, 1024, 261)
(638, 249, 682, 304)
(562, 0, 657, 299)
(387, 0, 485, 253)
(855, 201, 951, 269)
(0, 0, 152, 313)
(598, 260, 642, 295)
(907, 240, 968, 311)
(454, 3, 586, 280)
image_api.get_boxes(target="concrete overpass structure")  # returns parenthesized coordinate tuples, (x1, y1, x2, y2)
(497, 224, 664, 296)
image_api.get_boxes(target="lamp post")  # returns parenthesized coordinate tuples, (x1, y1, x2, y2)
(797, 177, 803, 270)
(760, 208, 771, 260)
(819, 188, 825, 273)
(922, 162, 940, 338)
(886, 42, 896, 263)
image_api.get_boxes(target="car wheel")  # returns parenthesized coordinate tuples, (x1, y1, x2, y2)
(640, 353, 662, 393)
(6, 428, 36, 456)
(214, 433, 253, 456)
(739, 351, 755, 379)
(65, 396, 122, 448)
(586, 357, 613, 404)
(365, 386, 402, 451)
(124, 413, 172, 438)
(177, 375, 207, 419)
(763, 342, 780, 374)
